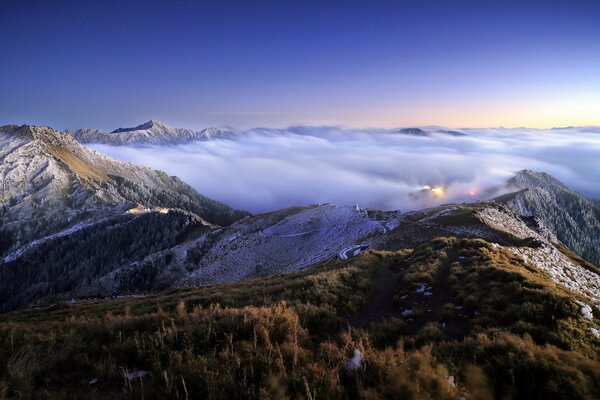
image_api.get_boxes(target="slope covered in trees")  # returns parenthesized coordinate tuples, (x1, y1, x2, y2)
(0, 210, 207, 312)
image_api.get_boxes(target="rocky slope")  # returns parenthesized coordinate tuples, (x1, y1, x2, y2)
(0, 124, 248, 256)
(67, 120, 234, 145)
(499, 169, 600, 265)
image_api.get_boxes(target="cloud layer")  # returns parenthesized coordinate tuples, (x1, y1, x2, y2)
(90, 127, 600, 213)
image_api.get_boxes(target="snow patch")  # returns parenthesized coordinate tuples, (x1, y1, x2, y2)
(415, 282, 433, 296)
(339, 243, 369, 260)
(577, 301, 594, 321)
(345, 349, 363, 372)
(122, 369, 149, 381)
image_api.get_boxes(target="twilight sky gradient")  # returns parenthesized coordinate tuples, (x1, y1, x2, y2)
(1, 0, 599, 130)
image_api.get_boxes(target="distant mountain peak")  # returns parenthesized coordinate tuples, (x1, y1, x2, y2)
(397, 128, 428, 136)
(395, 127, 467, 137)
(0, 124, 20, 135)
(111, 119, 168, 133)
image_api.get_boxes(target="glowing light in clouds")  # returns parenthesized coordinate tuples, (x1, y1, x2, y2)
(430, 186, 445, 197)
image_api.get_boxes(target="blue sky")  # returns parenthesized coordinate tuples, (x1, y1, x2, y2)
(1, 0, 599, 130)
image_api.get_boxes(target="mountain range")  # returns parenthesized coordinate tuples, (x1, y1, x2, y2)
(66, 120, 473, 145)
(67, 119, 235, 145)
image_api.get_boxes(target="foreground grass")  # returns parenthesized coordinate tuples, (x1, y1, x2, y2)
(1, 239, 599, 399)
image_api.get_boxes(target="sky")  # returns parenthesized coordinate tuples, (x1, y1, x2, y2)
(1, 0, 599, 130)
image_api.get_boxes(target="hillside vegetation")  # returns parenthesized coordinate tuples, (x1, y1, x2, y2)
(1, 237, 599, 399)
(0, 210, 207, 312)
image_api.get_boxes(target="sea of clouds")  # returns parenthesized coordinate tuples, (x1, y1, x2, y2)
(90, 126, 600, 213)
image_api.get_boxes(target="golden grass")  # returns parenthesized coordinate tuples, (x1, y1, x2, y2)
(48, 145, 109, 182)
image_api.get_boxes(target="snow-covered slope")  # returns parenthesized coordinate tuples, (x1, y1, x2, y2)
(0, 124, 247, 255)
(500, 170, 600, 265)
(79, 204, 403, 295)
(68, 120, 234, 145)
(476, 206, 599, 308)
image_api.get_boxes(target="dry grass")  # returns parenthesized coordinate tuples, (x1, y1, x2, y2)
(47, 146, 109, 182)
(1, 239, 599, 399)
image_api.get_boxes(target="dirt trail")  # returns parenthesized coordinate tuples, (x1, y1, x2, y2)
(347, 261, 402, 328)
(399, 247, 469, 337)
(346, 247, 470, 339)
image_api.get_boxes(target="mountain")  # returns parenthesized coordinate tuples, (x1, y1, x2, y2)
(497, 170, 600, 265)
(77, 205, 403, 296)
(397, 128, 468, 137)
(436, 129, 468, 136)
(72, 200, 600, 307)
(397, 127, 429, 136)
(0, 124, 248, 256)
(67, 120, 235, 145)
(4, 188, 599, 315)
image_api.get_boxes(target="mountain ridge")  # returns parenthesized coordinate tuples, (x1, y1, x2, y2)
(67, 120, 235, 145)
(498, 169, 600, 265)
